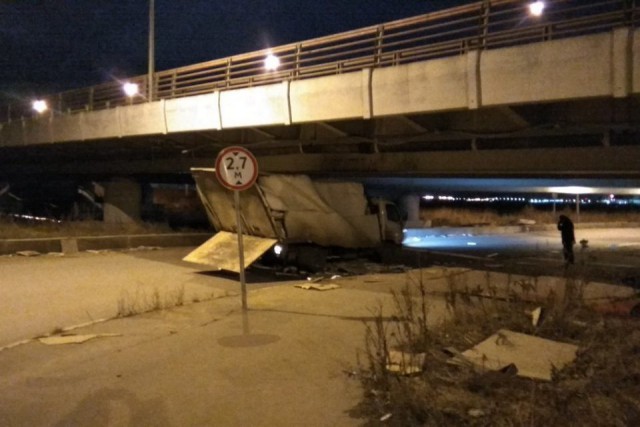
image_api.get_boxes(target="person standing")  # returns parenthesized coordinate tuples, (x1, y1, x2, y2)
(557, 214, 576, 265)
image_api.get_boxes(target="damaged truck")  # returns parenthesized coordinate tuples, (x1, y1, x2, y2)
(183, 168, 404, 272)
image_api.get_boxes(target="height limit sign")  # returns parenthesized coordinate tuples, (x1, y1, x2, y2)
(214, 146, 259, 311)
(215, 146, 259, 191)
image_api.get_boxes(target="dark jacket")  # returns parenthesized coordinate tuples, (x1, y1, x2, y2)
(557, 215, 575, 246)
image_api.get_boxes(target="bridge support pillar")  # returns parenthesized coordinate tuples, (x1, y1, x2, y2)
(103, 178, 141, 224)
(402, 194, 423, 228)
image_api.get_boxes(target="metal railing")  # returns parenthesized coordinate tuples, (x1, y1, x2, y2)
(2, 0, 637, 123)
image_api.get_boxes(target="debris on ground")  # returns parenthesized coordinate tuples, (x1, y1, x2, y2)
(527, 306, 544, 326)
(592, 298, 640, 318)
(386, 350, 426, 375)
(294, 283, 340, 291)
(128, 245, 162, 252)
(458, 329, 578, 381)
(15, 250, 40, 257)
(379, 413, 392, 422)
(38, 333, 121, 345)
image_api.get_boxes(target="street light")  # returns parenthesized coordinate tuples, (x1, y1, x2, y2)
(528, 1, 545, 17)
(32, 100, 48, 114)
(123, 82, 139, 97)
(264, 53, 280, 71)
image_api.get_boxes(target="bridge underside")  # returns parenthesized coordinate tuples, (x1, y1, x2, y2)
(1, 97, 640, 181)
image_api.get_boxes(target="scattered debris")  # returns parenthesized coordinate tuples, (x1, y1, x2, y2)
(592, 299, 640, 318)
(527, 306, 544, 326)
(46, 252, 65, 257)
(86, 249, 111, 254)
(459, 329, 578, 381)
(579, 239, 589, 249)
(38, 333, 121, 345)
(486, 253, 499, 258)
(484, 263, 504, 268)
(128, 245, 162, 252)
(380, 413, 393, 422)
(386, 350, 426, 375)
(294, 283, 340, 291)
(16, 250, 40, 257)
(468, 409, 486, 418)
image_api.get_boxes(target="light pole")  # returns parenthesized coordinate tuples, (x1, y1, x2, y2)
(148, 0, 155, 101)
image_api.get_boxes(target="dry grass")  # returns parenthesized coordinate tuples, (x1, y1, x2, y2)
(116, 285, 186, 317)
(0, 218, 172, 239)
(355, 272, 640, 426)
(422, 206, 640, 227)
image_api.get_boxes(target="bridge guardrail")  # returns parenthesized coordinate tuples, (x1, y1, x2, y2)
(2, 0, 637, 123)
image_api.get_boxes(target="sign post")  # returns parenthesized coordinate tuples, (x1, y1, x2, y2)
(214, 146, 259, 311)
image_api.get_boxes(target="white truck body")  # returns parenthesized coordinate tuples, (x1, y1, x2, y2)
(184, 168, 402, 272)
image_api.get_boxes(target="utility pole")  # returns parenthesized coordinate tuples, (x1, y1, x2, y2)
(148, 0, 155, 101)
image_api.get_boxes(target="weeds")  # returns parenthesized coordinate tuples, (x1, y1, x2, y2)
(116, 285, 185, 317)
(421, 206, 640, 227)
(0, 217, 172, 239)
(357, 269, 640, 426)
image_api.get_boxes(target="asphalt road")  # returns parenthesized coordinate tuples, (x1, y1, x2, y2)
(402, 227, 640, 287)
(1, 228, 638, 425)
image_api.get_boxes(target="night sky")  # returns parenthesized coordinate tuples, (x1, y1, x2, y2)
(0, 1, 469, 102)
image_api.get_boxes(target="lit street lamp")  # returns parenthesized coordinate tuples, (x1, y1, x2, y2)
(264, 53, 280, 71)
(123, 82, 139, 97)
(32, 100, 48, 114)
(529, 1, 545, 17)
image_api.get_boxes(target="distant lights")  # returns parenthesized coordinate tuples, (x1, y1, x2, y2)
(123, 82, 139, 97)
(264, 53, 280, 71)
(32, 99, 48, 113)
(528, 1, 545, 17)
(547, 186, 595, 194)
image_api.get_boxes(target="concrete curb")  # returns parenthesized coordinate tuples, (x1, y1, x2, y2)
(0, 232, 211, 255)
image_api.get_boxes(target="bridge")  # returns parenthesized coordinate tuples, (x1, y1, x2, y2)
(1, 0, 640, 222)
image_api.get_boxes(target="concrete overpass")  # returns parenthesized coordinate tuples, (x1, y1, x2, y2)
(1, 0, 640, 223)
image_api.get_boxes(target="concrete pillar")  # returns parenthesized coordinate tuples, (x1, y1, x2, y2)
(401, 194, 423, 228)
(103, 178, 141, 224)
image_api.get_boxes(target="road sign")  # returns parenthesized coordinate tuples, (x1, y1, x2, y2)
(215, 146, 259, 191)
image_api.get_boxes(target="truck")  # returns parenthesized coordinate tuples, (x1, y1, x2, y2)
(183, 168, 404, 272)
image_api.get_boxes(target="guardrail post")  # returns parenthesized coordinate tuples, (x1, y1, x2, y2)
(87, 87, 94, 111)
(171, 70, 177, 97)
(226, 58, 232, 88)
(375, 25, 384, 66)
(294, 44, 301, 77)
(624, 0, 636, 25)
(480, 0, 490, 49)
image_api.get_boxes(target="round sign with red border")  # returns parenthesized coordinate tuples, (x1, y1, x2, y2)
(214, 146, 259, 191)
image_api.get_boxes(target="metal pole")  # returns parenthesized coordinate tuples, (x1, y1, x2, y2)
(575, 193, 580, 222)
(235, 190, 248, 311)
(148, 0, 155, 101)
